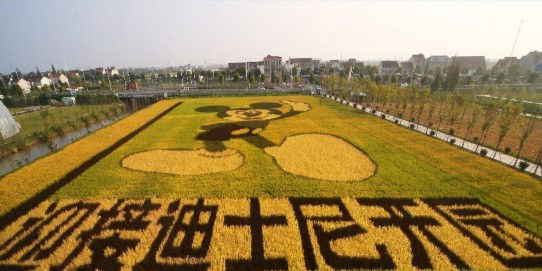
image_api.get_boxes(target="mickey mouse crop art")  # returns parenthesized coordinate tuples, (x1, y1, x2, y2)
(122, 100, 375, 181)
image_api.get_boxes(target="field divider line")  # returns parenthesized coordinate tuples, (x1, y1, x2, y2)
(0, 101, 182, 232)
(322, 94, 541, 177)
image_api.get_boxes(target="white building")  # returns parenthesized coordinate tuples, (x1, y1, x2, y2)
(16, 78, 32, 94)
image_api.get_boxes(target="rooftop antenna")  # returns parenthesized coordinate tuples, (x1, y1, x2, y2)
(510, 19, 523, 57)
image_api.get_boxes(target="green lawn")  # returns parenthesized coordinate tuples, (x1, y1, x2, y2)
(1, 104, 121, 148)
(50, 95, 542, 236)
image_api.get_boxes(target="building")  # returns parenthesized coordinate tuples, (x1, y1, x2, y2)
(400, 62, 414, 75)
(493, 57, 518, 72)
(379, 61, 400, 76)
(329, 60, 341, 69)
(228, 62, 259, 70)
(126, 82, 139, 91)
(16, 78, 31, 94)
(95, 68, 105, 75)
(289, 58, 316, 70)
(454, 56, 486, 75)
(107, 67, 119, 76)
(425, 55, 450, 73)
(408, 54, 426, 73)
(519, 51, 542, 72)
(48, 73, 69, 85)
(263, 54, 282, 79)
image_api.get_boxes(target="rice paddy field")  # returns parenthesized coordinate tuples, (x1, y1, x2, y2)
(1, 95, 541, 270)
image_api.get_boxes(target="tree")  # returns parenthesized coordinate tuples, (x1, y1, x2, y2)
(462, 104, 482, 147)
(420, 75, 428, 86)
(9, 84, 23, 96)
(444, 58, 460, 91)
(218, 73, 225, 84)
(492, 102, 522, 158)
(496, 72, 505, 84)
(41, 84, 51, 93)
(527, 72, 540, 83)
(431, 70, 442, 91)
(476, 99, 500, 152)
(233, 72, 241, 82)
(514, 115, 538, 166)
(51, 64, 56, 74)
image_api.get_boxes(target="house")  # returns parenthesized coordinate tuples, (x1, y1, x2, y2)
(228, 62, 259, 70)
(289, 58, 316, 70)
(329, 60, 341, 69)
(263, 54, 282, 79)
(493, 57, 518, 72)
(454, 56, 486, 75)
(379, 61, 400, 76)
(68, 71, 80, 77)
(16, 78, 31, 94)
(400, 62, 414, 75)
(48, 73, 69, 85)
(126, 82, 139, 91)
(95, 68, 105, 75)
(408, 54, 426, 73)
(107, 67, 119, 76)
(519, 51, 542, 72)
(30, 76, 53, 88)
(425, 55, 450, 73)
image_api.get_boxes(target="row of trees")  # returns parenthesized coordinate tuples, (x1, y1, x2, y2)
(322, 75, 542, 166)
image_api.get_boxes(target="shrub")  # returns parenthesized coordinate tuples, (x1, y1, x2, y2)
(411, 118, 415, 122)
(430, 130, 436, 136)
(386, 109, 390, 114)
(518, 161, 529, 171)
(480, 149, 488, 157)
(381, 114, 386, 119)
(450, 138, 456, 144)
(398, 113, 403, 118)
(409, 123, 415, 129)
(394, 119, 399, 124)
(80, 116, 91, 127)
(52, 125, 65, 136)
(449, 129, 455, 136)
(504, 146, 511, 154)
(371, 109, 377, 114)
(473, 137, 479, 143)
(428, 122, 433, 127)
(35, 131, 50, 143)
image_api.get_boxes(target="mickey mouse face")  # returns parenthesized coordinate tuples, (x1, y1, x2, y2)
(224, 108, 280, 121)
(195, 102, 284, 122)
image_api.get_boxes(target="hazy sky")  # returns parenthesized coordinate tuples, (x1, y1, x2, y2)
(1, 0, 541, 73)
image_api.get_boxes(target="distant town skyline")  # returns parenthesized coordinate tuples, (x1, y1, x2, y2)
(1, 0, 541, 74)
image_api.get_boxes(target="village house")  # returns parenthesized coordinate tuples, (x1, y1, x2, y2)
(263, 54, 282, 79)
(454, 56, 486, 75)
(107, 67, 119, 76)
(126, 82, 139, 91)
(16, 78, 32, 94)
(228, 62, 259, 70)
(400, 62, 414, 75)
(48, 73, 70, 85)
(519, 51, 542, 72)
(425, 55, 450, 73)
(289, 58, 317, 70)
(379, 61, 400, 76)
(408, 54, 426, 73)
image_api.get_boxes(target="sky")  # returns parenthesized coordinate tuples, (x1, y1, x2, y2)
(0, 0, 541, 73)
